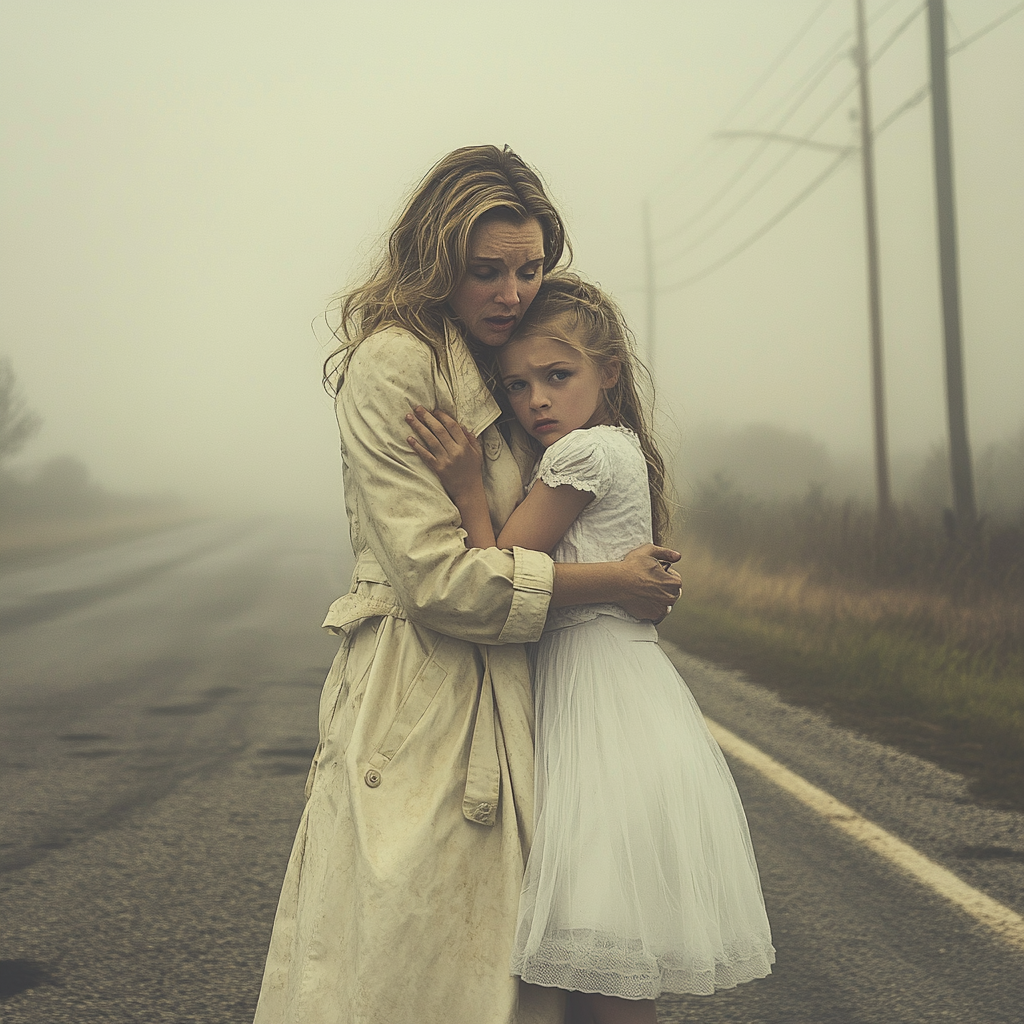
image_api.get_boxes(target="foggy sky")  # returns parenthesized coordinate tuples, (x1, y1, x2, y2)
(1, 0, 1021, 512)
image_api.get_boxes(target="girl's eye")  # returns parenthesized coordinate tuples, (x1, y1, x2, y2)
(506, 380, 526, 393)
(550, 370, 570, 382)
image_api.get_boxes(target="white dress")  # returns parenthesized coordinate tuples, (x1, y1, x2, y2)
(509, 426, 776, 999)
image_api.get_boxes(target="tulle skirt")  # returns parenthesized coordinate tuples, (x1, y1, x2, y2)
(510, 615, 775, 999)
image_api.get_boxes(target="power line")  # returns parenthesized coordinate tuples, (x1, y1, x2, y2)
(871, 1, 928, 65)
(659, 3, 930, 273)
(872, 0, 922, 24)
(654, 43, 851, 245)
(658, 151, 852, 293)
(658, 4, 926, 256)
(657, 0, 1020, 294)
(660, 71, 860, 265)
(721, 0, 837, 130)
(874, 84, 930, 135)
(949, 0, 1024, 54)
(713, 130, 856, 155)
(875, 1, 1024, 136)
(648, 0, 839, 200)
(651, 0, 916, 221)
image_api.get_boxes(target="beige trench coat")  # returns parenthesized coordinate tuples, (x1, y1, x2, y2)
(253, 327, 564, 1024)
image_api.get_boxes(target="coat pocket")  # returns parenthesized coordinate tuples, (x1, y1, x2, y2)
(365, 636, 449, 777)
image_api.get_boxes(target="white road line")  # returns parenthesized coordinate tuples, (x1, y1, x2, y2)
(706, 717, 1024, 953)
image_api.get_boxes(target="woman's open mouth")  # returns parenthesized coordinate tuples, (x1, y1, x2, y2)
(484, 315, 516, 332)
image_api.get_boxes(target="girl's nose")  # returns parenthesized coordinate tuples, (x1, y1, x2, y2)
(530, 389, 550, 410)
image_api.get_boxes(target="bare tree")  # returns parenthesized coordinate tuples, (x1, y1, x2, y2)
(0, 357, 42, 464)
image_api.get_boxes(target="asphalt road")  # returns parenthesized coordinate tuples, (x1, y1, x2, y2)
(1, 521, 1021, 1023)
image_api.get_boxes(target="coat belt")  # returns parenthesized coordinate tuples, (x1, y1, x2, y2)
(462, 647, 499, 826)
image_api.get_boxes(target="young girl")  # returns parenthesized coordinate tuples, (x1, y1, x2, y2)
(406, 274, 775, 1024)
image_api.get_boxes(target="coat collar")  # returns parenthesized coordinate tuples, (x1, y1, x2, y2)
(443, 325, 503, 437)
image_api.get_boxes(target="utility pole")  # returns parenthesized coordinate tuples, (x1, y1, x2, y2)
(642, 198, 656, 378)
(854, 0, 894, 527)
(926, 0, 977, 534)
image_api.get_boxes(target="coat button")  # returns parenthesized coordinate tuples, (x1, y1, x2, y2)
(364, 768, 382, 788)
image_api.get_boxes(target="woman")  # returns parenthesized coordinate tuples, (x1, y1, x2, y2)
(253, 145, 682, 1024)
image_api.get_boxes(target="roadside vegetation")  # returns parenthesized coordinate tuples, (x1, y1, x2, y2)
(0, 356, 192, 565)
(661, 426, 1024, 810)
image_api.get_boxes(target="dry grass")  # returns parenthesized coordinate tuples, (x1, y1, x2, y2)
(662, 535, 1024, 807)
(676, 537, 1024, 656)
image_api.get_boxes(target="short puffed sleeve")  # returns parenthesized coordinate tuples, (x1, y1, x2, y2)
(534, 429, 613, 502)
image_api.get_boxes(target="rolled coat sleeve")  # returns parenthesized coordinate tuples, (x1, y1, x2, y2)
(335, 331, 553, 645)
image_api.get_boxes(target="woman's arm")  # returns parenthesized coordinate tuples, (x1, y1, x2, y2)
(551, 552, 680, 617)
(337, 332, 553, 646)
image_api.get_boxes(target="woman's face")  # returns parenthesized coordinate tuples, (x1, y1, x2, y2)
(448, 216, 545, 348)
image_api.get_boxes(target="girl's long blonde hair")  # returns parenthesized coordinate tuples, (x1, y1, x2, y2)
(514, 273, 671, 544)
(324, 145, 569, 392)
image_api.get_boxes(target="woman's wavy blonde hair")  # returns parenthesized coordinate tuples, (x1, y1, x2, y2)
(324, 144, 569, 392)
(511, 273, 671, 545)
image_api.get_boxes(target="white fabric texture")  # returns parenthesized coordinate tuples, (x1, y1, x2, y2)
(511, 427, 776, 999)
(534, 426, 653, 632)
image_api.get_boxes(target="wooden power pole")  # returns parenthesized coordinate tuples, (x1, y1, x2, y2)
(926, 0, 978, 534)
(854, 0, 894, 526)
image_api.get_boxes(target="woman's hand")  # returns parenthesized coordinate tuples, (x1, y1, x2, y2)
(617, 544, 683, 622)
(405, 407, 484, 502)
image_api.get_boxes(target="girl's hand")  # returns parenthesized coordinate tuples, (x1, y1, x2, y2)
(405, 407, 484, 501)
(617, 544, 683, 622)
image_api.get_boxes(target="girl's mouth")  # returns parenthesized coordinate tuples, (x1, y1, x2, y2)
(533, 419, 558, 433)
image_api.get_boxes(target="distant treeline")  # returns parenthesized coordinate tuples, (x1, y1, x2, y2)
(676, 422, 1024, 523)
(683, 477, 1023, 598)
(672, 424, 1024, 597)
(0, 456, 180, 524)
(1, 355, 180, 527)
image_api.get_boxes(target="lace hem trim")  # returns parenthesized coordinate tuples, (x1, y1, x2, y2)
(510, 932, 775, 999)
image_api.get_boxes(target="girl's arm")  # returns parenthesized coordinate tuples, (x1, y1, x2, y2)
(404, 407, 498, 548)
(406, 406, 591, 553)
(407, 407, 682, 617)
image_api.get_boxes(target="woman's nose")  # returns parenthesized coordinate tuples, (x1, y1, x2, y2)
(495, 275, 519, 308)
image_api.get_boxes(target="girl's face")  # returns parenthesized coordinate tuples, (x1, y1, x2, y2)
(497, 331, 619, 447)
(447, 216, 545, 348)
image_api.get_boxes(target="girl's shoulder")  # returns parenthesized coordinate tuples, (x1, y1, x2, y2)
(534, 426, 640, 499)
(591, 423, 642, 451)
(547, 423, 639, 452)
(543, 425, 641, 463)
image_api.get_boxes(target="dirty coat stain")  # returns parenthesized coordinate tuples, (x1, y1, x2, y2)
(253, 328, 564, 1024)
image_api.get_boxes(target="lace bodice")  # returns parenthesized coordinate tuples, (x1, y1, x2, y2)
(529, 425, 653, 630)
